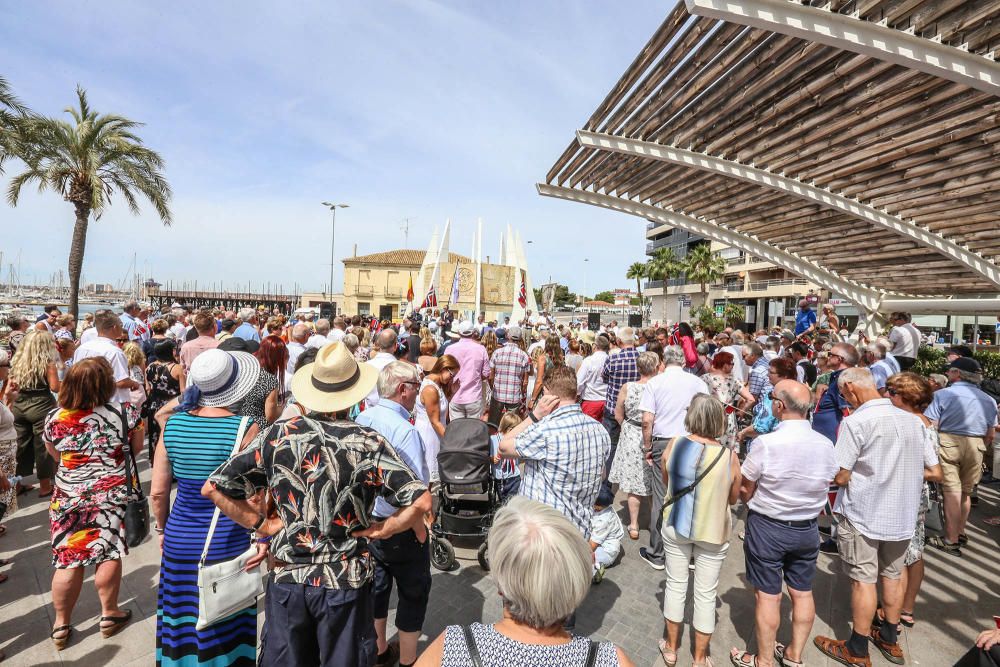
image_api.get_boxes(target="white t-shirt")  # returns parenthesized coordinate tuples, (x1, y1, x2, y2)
(638, 366, 709, 438)
(327, 329, 345, 344)
(743, 420, 838, 521)
(72, 336, 131, 402)
(888, 323, 921, 359)
(364, 352, 398, 408)
(305, 334, 330, 350)
(79, 326, 99, 345)
(576, 351, 609, 402)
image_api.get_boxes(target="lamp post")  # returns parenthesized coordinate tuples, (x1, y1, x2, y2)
(321, 202, 349, 304)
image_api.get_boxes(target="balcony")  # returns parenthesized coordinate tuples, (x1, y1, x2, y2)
(384, 286, 403, 298)
(709, 278, 809, 294)
(352, 284, 375, 297)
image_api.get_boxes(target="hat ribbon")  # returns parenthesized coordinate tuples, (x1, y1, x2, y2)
(311, 365, 361, 392)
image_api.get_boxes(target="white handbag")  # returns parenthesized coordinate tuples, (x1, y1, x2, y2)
(196, 417, 264, 630)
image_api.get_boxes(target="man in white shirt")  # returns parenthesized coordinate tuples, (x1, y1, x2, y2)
(887, 312, 921, 371)
(307, 319, 332, 350)
(364, 329, 400, 408)
(736, 381, 838, 667)
(73, 309, 140, 403)
(814, 368, 941, 667)
(722, 330, 748, 382)
(328, 316, 347, 344)
(576, 334, 610, 421)
(285, 323, 310, 392)
(638, 345, 708, 570)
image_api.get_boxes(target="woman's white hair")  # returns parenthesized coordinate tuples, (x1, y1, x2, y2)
(487, 496, 592, 629)
(662, 345, 685, 367)
(377, 360, 420, 399)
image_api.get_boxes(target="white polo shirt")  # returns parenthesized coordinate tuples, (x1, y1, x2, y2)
(743, 419, 838, 521)
(72, 336, 131, 402)
(638, 365, 708, 438)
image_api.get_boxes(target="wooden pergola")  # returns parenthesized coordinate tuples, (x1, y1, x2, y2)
(539, 0, 1000, 327)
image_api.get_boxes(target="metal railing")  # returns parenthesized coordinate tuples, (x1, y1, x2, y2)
(353, 284, 374, 297)
(709, 278, 809, 293)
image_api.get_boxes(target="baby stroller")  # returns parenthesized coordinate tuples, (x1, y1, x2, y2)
(429, 418, 501, 572)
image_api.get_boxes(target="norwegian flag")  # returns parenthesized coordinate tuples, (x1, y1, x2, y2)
(517, 273, 527, 308)
(420, 285, 438, 310)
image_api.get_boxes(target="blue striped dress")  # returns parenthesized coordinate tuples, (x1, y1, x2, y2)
(157, 413, 257, 666)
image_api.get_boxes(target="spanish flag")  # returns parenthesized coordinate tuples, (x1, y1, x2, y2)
(406, 273, 414, 302)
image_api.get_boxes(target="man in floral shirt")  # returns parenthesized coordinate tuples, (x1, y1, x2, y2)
(204, 342, 431, 666)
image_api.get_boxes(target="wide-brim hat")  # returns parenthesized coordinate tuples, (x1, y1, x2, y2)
(188, 349, 260, 408)
(291, 341, 378, 414)
(456, 320, 476, 337)
(579, 330, 596, 345)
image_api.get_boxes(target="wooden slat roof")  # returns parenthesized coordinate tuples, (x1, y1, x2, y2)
(541, 0, 1000, 297)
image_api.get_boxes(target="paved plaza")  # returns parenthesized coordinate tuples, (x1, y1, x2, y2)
(1, 454, 997, 666)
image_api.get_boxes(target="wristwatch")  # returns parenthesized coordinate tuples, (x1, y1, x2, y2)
(252, 514, 266, 531)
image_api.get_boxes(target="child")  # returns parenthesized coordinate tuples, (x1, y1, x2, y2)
(590, 487, 624, 584)
(490, 412, 522, 501)
(122, 341, 148, 410)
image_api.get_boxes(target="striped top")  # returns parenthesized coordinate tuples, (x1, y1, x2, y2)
(162, 413, 250, 480)
(662, 436, 733, 545)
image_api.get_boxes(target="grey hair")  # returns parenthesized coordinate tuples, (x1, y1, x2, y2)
(837, 366, 876, 390)
(594, 334, 610, 352)
(637, 351, 661, 377)
(774, 384, 812, 416)
(618, 327, 635, 345)
(342, 333, 359, 352)
(742, 342, 763, 359)
(122, 299, 139, 313)
(929, 373, 948, 388)
(662, 345, 685, 367)
(952, 368, 983, 385)
(375, 328, 398, 352)
(683, 393, 727, 439)
(377, 360, 420, 399)
(731, 330, 745, 344)
(696, 342, 710, 355)
(862, 342, 887, 360)
(831, 342, 860, 367)
(238, 307, 255, 323)
(488, 496, 593, 629)
(291, 323, 310, 341)
(314, 318, 331, 335)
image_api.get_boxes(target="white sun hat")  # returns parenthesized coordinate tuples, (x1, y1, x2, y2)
(187, 349, 261, 408)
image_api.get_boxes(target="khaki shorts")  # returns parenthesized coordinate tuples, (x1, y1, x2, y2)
(836, 515, 908, 584)
(937, 432, 986, 494)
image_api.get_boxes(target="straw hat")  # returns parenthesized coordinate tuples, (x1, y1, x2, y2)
(188, 349, 260, 408)
(579, 330, 596, 345)
(291, 341, 377, 413)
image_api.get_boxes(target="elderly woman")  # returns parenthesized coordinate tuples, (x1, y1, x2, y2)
(609, 351, 660, 539)
(416, 496, 635, 666)
(43, 357, 143, 648)
(702, 351, 755, 450)
(658, 394, 741, 667)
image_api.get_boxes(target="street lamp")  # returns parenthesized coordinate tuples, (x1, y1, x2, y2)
(321, 202, 349, 302)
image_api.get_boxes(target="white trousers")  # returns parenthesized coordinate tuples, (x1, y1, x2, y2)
(661, 525, 730, 634)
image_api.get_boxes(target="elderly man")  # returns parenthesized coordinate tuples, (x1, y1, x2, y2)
(285, 323, 310, 391)
(812, 342, 859, 443)
(723, 330, 748, 382)
(119, 300, 148, 342)
(577, 334, 610, 421)
(925, 357, 998, 555)
(328, 316, 347, 344)
(639, 345, 709, 570)
(887, 312, 921, 371)
(366, 328, 400, 408)
(447, 320, 491, 419)
(73, 309, 140, 402)
(732, 381, 838, 667)
(743, 342, 771, 407)
(860, 342, 900, 393)
(233, 307, 261, 343)
(814, 368, 941, 667)
(307, 318, 332, 349)
(356, 362, 430, 667)
(488, 325, 531, 425)
(601, 326, 639, 491)
(204, 343, 430, 666)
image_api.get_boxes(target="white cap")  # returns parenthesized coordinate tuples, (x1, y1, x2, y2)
(456, 320, 476, 337)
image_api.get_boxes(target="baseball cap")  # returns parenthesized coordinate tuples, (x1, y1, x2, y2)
(949, 357, 982, 373)
(507, 325, 523, 341)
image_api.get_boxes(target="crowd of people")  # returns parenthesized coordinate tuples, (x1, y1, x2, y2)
(0, 298, 997, 666)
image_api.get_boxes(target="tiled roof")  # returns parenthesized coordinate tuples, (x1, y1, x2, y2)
(584, 300, 616, 306)
(343, 249, 471, 266)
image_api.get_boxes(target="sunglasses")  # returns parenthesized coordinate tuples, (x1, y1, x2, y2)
(115, 337, 128, 344)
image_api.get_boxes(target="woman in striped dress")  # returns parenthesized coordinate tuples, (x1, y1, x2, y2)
(150, 349, 262, 666)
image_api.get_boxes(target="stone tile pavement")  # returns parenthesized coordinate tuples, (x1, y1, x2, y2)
(1, 454, 998, 665)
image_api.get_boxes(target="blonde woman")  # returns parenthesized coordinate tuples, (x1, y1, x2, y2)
(122, 342, 148, 410)
(353, 326, 372, 362)
(6, 330, 61, 497)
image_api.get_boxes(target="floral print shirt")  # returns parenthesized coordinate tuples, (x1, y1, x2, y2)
(208, 414, 426, 589)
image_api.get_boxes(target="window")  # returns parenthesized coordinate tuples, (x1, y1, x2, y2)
(358, 302, 371, 316)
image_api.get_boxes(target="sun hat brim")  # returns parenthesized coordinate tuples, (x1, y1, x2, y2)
(290, 359, 378, 414)
(197, 351, 261, 408)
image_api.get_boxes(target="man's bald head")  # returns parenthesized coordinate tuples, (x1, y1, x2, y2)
(292, 323, 310, 342)
(773, 380, 812, 417)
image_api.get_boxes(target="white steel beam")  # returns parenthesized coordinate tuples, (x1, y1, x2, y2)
(536, 182, 884, 311)
(577, 130, 1000, 290)
(685, 0, 1000, 98)
(880, 297, 1000, 316)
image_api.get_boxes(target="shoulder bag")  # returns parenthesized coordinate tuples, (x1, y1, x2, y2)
(662, 438, 728, 509)
(117, 405, 150, 548)
(196, 416, 265, 630)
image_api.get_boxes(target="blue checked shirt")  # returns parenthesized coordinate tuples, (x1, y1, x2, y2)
(514, 404, 611, 538)
(602, 347, 640, 410)
(747, 356, 772, 403)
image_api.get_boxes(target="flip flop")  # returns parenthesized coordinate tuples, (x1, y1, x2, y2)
(50, 625, 73, 650)
(99, 609, 132, 638)
(627, 527, 639, 540)
(15, 484, 34, 496)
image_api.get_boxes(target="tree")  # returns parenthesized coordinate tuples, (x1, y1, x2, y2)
(722, 302, 745, 327)
(6, 86, 172, 319)
(0, 76, 29, 175)
(626, 261, 646, 322)
(593, 290, 615, 304)
(683, 243, 725, 307)
(645, 247, 683, 321)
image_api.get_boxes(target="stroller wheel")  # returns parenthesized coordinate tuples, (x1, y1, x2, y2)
(430, 536, 456, 571)
(477, 542, 490, 571)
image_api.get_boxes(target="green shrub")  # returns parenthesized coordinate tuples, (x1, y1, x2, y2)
(912, 346, 947, 376)
(973, 351, 1000, 379)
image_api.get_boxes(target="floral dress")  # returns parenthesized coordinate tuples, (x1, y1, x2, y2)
(608, 382, 652, 496)
(905, 426, 937, 566)
(44, 403, 140, 568)
(145, 361, 181, 449)
(702, 373, 744, 450)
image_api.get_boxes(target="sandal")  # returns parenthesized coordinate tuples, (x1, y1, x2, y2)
(872, 607, 901, 633)
(628, 526, 639, 540)
(99, 609, 132, 638)
(730, 648, 758, 666)
(0, 558, 10, 567)
(15, 483, 34, 496)
(0, 526, 5, 538)
(658, 639, 678, 666)
(899, 610, 915, 628)
(927, 535, 961, 555)
(774, 642, 803, 666)
(813, 636, 868, 666)
(50, 625, 73, 650)
(957, 533, 969, 546)
(0, 573, 7, 584)
(693, 658, 715, 667)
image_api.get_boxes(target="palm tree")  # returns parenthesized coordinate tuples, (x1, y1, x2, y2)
(683, 243, 726, 307)
(0, 76, 29, 174)
(626, 261, 646, 323)
(645, 247, 683, 322)
(7, 86, 172, 319)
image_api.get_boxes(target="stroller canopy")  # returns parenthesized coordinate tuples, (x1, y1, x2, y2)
(438, 418, 492, 485)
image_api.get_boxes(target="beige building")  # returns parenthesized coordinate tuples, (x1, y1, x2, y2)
(643, 222, 825, 330)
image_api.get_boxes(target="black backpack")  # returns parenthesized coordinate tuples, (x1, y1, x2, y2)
(980, 377, 1000, 404)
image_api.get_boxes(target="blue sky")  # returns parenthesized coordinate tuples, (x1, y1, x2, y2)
(1, 1, 666, 299)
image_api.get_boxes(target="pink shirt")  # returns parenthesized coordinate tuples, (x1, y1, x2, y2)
(448, 338, 491, 406)
(180, 335, 219, 372)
